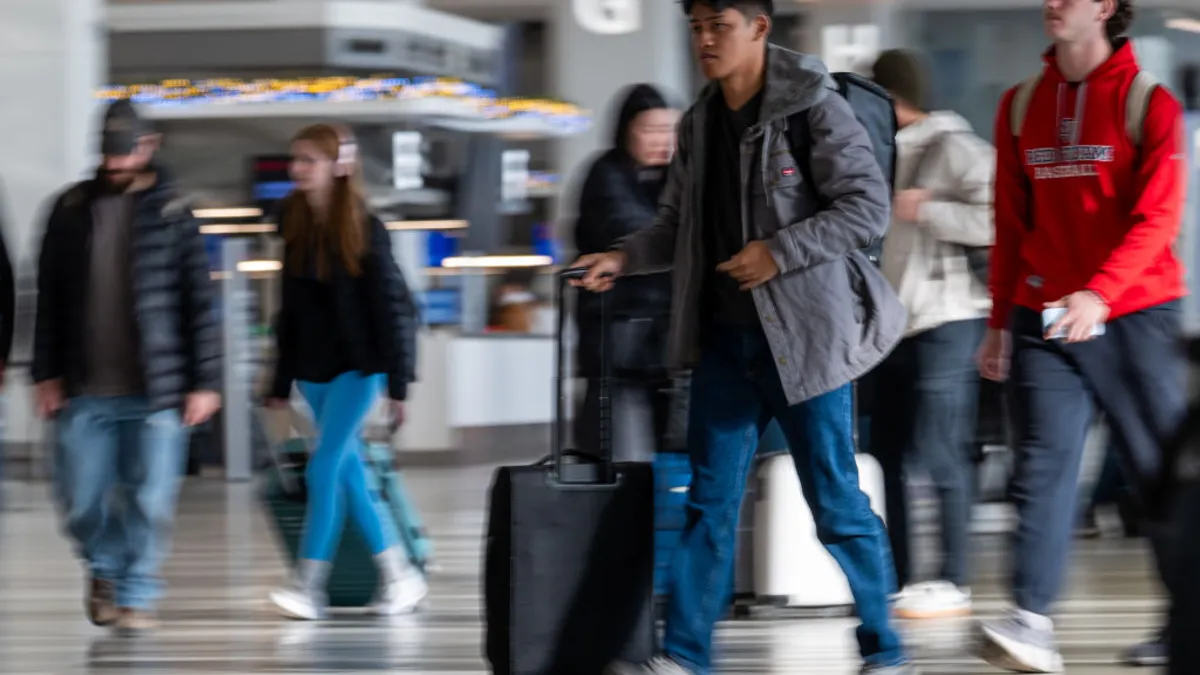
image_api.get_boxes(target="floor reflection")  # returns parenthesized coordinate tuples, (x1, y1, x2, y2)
(0, 467, 1165, 674)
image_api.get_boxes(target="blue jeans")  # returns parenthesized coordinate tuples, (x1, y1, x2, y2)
(297, 372, 396, 561)
(54, 396, 189, 610)
(662, 325, 905, 672)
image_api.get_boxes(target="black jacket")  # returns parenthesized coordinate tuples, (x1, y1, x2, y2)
(574, 149, 673, 376)
(0, 191, 15, 364)
(32, 168, 222, 410)
(270, 214, 418, 401)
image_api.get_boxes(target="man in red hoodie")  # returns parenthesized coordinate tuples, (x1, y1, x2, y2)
(977, 0, 1187, 672)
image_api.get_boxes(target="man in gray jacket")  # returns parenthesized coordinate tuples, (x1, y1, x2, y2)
(573, 1, 912, 673)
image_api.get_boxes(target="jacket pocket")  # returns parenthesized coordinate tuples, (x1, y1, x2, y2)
(845, 254, 872, 325)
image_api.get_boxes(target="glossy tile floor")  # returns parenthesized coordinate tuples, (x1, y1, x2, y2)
(0, 465, 1166, 674)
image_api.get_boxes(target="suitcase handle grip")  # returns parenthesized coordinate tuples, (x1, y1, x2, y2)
(553, 267, 615, 484)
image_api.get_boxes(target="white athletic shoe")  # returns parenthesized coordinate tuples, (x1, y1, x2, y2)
(892, 581, 973, 620)
(269, 585, 328, 621)
(370, 570, 428, 616)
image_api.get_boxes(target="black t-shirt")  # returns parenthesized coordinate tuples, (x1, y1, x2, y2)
(703, 89, 764, 326)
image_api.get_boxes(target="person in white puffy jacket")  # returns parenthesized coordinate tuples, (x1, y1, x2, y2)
(868, 49, 995, 621)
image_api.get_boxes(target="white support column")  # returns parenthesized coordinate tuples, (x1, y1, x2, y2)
(550, 0, 691, 242)
(0, 0, 105, 446)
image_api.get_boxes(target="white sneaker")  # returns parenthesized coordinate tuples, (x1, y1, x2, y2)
(892, 581, 972, 620)
(977, 610, 1064, 673)
(370, 570, 428, 616)
(604, 655, 693, 675)
(269, 585, 327, 621)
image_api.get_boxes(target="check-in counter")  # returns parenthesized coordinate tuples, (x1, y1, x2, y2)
(393, 307, 560, 461)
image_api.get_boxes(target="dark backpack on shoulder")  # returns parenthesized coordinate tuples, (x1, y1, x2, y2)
(785, 72, 897, 267)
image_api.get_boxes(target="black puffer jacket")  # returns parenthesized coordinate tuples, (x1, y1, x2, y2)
(32, 167, 221, 410)
(574, 84, 674, 377)
(270, 211, 418, 401)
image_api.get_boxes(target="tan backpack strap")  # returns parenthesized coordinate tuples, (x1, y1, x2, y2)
(1010, 73, 1043, 138)
(1126, 70, 1160, 146)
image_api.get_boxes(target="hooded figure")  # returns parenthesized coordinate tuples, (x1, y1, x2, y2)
(573, 83, 680, 460)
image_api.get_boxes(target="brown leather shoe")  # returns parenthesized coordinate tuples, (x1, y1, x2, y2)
(87, 578, 119, 626)
(115, 608, 159, 635)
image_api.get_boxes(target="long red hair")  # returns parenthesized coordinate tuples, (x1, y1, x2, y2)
(280, 123, 366, 279)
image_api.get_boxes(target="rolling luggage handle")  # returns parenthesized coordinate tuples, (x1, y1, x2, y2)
(554, 267, 616, 486)
(256, 404, 311, 496)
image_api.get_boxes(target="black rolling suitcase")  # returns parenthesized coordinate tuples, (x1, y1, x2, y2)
(484, 268, 656, 675)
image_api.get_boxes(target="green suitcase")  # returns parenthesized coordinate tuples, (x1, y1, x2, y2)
(261, 438, 429, 607)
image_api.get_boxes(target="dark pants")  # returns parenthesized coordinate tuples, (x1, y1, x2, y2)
(662, 325, 903, 673)
(1089, 441, 1129, 507)
(1169, 481, 1200, 674)
(1007, 302, 1186, 617)
(871, 318, 985, 588)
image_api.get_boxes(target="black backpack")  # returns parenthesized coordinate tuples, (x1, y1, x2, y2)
(785, 72, 897, 266)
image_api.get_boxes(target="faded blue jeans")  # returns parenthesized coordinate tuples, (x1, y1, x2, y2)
(54, 396, 189, 610)
(661, 325, 905, 672)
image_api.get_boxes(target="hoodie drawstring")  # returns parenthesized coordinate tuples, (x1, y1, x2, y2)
(1055, 81, 1089, 148)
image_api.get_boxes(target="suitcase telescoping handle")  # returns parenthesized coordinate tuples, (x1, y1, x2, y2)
(554, 267, 615, 485)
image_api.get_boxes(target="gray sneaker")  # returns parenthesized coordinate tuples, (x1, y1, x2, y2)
(860, 663, 919, 674)
(977, 612, 1064, 673)
(1120, 635, 1168, 667)
(604, 656, 692, 675)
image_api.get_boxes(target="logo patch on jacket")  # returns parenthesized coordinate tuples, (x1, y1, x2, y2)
(781, 167, 797, 178)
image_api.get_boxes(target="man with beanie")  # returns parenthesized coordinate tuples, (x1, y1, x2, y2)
(978, 0, 1186, 670)
(868, 49, 994, 621)
(33, 99, 222, 634)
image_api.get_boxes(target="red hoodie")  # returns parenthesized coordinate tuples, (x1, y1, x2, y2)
(989, 40, 1187, 331)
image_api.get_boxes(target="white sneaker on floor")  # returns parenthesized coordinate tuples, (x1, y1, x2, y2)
(892, 581, 972, 620)
(370, 570, 428, 616)
(269, 586, 327, 621)
(604, 655, 693, 675)
(977, 610, 1064, 673)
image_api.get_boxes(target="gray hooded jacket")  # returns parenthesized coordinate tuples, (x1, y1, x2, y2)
(617, 44, 907, 405)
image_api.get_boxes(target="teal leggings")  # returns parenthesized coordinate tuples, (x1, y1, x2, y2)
(297, 372, 395, 561)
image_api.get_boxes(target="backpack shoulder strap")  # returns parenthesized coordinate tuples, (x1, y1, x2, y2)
(784, 109, 809, 161)
(785, 110, 819, 201)
(1010, 73, 1043, 138)
(1126, 70, 1160, 147)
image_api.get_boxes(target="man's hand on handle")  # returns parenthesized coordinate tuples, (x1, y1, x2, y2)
(977, 329, 1011, 383)
(569, 251, 626, 293)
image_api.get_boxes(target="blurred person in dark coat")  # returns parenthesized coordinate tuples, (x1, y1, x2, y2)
(0, 185, 14, 386)
(573, 83, 681, 461)
(32, 100, 222, 634)
(1158, 340, 1200, 674)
